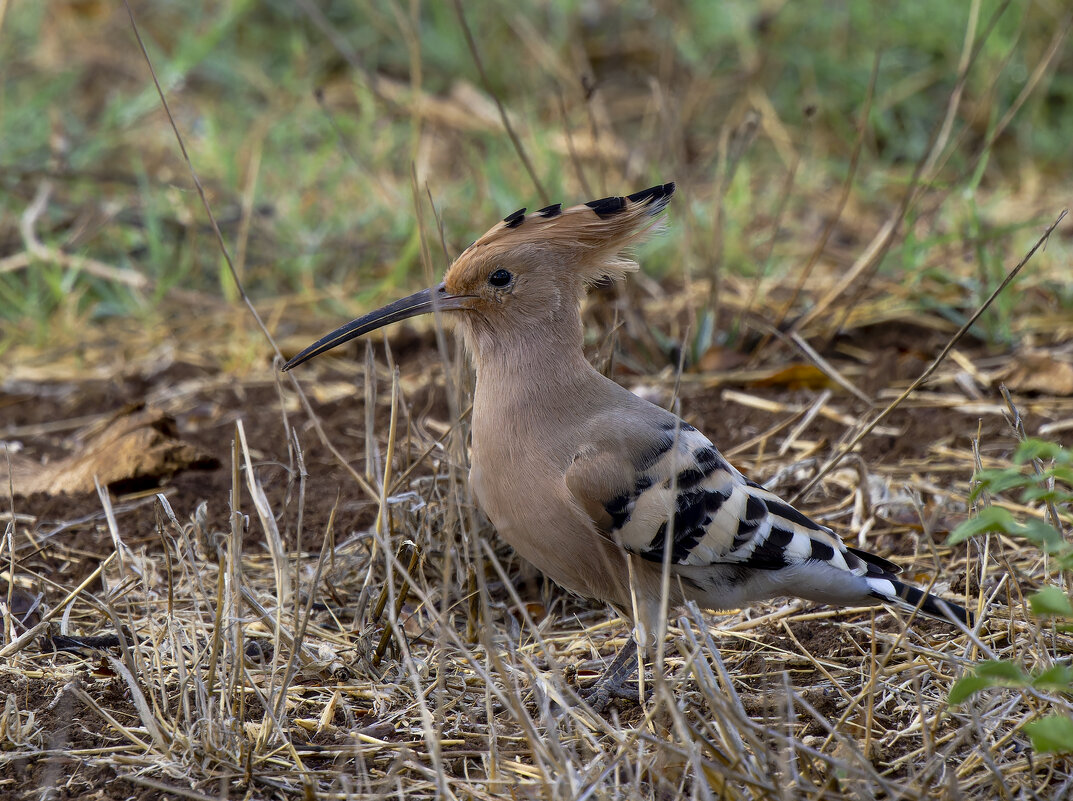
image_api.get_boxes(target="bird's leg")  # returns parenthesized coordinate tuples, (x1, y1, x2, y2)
(580, 637, 644, 712)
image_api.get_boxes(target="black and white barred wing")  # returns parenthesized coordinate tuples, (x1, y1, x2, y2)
(565, 421, 972, 624)
(565, 423, 876, 572)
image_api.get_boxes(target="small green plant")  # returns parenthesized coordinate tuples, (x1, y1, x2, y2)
(947, 438, 1073, 754)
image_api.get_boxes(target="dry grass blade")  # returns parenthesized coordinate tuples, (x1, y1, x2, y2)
(786, 331, 871, 406)
(237, 419, 292, 607)
(450, 0, 548, 204)
(0, 553, 114, 658)
(103, 653, 169, 750)
(792, 209, 1068, 503)
(760, 49, 881, 348)
(8, 4, 1070, 797)
(124, 0, 379, 507)
(2, 181, 148, 288)
(794, 0, 1013, 342)
(371, 540, 420, 666)
(999, 384, 1066, 535)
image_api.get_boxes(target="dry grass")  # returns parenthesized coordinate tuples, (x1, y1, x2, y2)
(4, 2, 1073, 799)
(4, 245, 1073, 798)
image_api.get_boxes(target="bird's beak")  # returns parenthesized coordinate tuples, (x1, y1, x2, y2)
(282, 283, 474, 371)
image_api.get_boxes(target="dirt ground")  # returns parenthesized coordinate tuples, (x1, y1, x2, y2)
(5, 321, 1027, 581)
(2, 315, 1070, 798)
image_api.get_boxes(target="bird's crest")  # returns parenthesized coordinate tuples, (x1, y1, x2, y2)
(446, 182, 675, 288)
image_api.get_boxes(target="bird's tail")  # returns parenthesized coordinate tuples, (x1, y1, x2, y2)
(867, 576, 974, 627)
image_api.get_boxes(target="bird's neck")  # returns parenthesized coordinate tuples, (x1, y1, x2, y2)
(468, 308, 607, 444)
(474, 342, 597, 397)
(470, 308, 595, 392)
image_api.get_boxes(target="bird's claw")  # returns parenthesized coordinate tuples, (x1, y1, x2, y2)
(579, 678, 647, 712)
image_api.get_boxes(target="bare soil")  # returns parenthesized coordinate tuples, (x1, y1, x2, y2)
(3, 317, 1070, 798)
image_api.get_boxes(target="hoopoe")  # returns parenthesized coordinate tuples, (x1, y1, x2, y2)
(284, 182, 972, 710)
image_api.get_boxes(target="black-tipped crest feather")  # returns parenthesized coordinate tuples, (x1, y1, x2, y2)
(585, 195, 628, 218)
(627, 182, 676, 211)
(578, 183, 675, 220)
(502, 207, 527, 228)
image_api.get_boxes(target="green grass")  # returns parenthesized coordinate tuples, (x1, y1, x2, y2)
(0, 0, 1069, 346)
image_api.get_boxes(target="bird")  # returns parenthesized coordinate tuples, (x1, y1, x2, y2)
(283, 182, 973, 711)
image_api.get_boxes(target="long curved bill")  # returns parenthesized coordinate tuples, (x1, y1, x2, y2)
(282, 283, 473, 371)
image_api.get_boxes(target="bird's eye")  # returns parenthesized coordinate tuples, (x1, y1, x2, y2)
(488, 269, 513, 288)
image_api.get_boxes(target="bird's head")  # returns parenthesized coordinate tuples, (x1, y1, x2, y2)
(282, 182, 674, 370)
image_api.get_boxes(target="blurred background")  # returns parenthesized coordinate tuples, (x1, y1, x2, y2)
(2, 0, 1070, 370)
(4, 6, 1073, 795)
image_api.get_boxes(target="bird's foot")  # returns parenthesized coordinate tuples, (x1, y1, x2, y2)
(579, 676, 646, 712)
(577, 637, 646, 712)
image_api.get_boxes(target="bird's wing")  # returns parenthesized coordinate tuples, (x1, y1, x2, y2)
(565, 421, 877, 577)
(562, 419, 978, 626)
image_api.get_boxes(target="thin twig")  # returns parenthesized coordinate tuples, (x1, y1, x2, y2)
(791, 209, 1067, 503)
(125, 0, 379, 504)
(451, 0, 548, 204)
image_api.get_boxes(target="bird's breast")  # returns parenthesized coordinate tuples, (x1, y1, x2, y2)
(468, 433, 632, 606)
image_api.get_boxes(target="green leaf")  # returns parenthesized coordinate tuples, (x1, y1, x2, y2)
(1016, 439, 1071, 466)
(948, 661, 1029, 705)
(1045, 465, 1073, 486)
(975, 661, 1030, 682)
(1030, 586, 1073, 618)
(948, 675, 995, 705)
(948, 507, 1019, 544)
(1024, 715, 1073, 754)
(948, 506, 1067, 550)
(1032, 664, 1073, 692)
(1018, 519, 1067, 550)
(970, 469, 1032, 498)
(1020, 486, 1072, 506)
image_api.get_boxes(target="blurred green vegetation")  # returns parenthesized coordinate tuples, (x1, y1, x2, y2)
(0, 0, 1069, 351)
